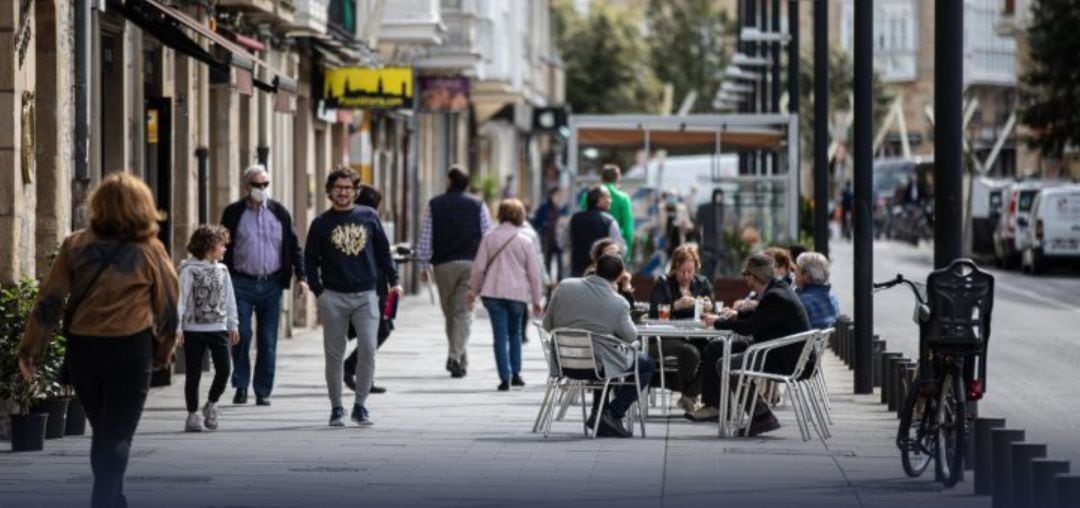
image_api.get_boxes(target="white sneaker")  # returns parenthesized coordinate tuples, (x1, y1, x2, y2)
(677, 396, 699, 413)
(185, 412, 202, 432)
(202, 402, 219, 430)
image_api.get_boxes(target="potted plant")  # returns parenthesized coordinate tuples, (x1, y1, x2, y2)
(0, 278, 50, 451)
(31, 336, 70, 439)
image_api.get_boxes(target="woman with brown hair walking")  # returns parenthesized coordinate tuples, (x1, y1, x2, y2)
(18, 172, 179, 508)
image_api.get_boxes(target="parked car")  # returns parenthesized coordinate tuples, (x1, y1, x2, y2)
(993, 181, 1048, 268)
(1021, 185, 1080, 274)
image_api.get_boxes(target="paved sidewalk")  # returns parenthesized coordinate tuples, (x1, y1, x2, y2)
(1, 296, 989, 508)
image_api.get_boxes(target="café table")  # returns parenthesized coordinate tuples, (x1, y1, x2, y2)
(636, 320, 744, 437)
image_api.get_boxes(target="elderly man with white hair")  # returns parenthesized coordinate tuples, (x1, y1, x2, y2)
(794, 252, 841, 329)
(221, 164, 309, 406)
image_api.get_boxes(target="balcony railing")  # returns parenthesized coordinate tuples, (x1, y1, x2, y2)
(291, 0, 329, 35)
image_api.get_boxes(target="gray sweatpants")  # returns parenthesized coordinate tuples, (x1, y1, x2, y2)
(433, 261, 474, 368)
(318, 289, 379, 410)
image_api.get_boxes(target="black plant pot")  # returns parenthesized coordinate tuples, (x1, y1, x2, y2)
(65, 398, 87, 436)
(32, 398, 70, 439)
(150, 367, 172, 387)
(10, 413, 48, 452)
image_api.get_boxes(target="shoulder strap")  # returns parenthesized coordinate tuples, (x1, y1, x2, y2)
(480, 234, 519, 277)
(63, 241, 126, 336)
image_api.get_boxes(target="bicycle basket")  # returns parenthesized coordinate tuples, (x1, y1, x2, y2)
(925, 259, 994, 352)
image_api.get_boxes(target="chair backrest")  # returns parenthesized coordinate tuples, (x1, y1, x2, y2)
(550, 328, 602, 380)
(804, 328, 833, 378)
(533, 321, 559, 379)
(786, 330, 822, 381)
(925, 258, 994, 351)
(741, 330, 818, 379)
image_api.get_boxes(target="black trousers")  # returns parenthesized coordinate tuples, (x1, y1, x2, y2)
(699, 338, 772, 419)
(182, 331, 231, 412)
(67, 329, 153, 508)
(648, 337, 704, 397)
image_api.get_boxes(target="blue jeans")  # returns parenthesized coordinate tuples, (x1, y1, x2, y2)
(231, 276, 284, 397)
(482, 297, 526, 383)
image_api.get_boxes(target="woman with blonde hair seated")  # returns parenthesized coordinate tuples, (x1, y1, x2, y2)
(647, 244, 714, 412)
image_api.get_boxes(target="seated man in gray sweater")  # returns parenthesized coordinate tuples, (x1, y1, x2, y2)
(542, 255, 654, 437)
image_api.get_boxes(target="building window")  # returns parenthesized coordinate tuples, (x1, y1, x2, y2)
(841, 0, 918, 82)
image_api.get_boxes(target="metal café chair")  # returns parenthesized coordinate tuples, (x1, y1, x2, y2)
(728, 330, 826, 441)
(531, 321, 578, 433)
(541, 328, 647, 439)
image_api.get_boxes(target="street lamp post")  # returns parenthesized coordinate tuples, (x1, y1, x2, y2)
(935, 0, 964, 268)
(813, 0, 829, 257)
(853, 0, 874, 394)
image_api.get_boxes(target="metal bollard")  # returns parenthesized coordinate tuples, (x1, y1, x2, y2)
(841, 324, 850, 364)
(880, 352, 902, 404)
(885, 355, 904, 409)
(903, 364, 917, 411)
(1031, 459, 1069, 508)
(991, 428, 1026, 508)
(1011, 443, 1047, 508)
(1056, 475, 1080, 508)
(975, 417, 1008, 495)
(843, 326, 851, 360)
(891, 359, 913, 414)
(872, 339, 887, 387)
(897, 362, 917, 418)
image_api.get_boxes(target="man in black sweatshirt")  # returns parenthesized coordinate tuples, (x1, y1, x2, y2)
(305, 168, 401, 427)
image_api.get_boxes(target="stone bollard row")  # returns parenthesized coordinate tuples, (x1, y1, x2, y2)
(970, 418, 1077, 508)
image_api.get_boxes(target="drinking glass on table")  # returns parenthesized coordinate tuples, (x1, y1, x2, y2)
(658, 304, 671, 321)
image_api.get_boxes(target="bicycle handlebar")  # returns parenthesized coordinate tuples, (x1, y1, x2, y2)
(872, 274, 904, 290)
(873, 274, 927, 305)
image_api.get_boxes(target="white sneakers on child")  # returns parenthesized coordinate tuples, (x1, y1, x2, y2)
(202, 402, 219, 430)
(185, 412, 202, 432)
(186, 403, 220, 432)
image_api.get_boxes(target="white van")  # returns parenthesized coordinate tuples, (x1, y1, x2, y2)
(1021, 185, 1080, 274)
(993, 181, 1048, 268)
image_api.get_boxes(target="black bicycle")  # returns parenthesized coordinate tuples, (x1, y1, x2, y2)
(873, 259, 994, 487)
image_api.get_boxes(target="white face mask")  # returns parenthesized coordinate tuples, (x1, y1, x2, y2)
(250, 186, 270, 203)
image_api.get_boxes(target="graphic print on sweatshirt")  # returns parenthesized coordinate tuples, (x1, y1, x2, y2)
(330, 223, 369, 256)
(189, 266, 228, 325)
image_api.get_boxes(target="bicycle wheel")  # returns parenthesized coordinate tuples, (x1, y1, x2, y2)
(897, 374, 935, 477)
(935, 367, 966, 487)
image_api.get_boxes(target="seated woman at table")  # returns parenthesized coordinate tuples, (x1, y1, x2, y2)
(647, 244, 713, 413)
(584, 238, 635, 306)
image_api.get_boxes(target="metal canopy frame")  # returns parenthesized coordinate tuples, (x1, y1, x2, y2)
(567, 113, 800, 241)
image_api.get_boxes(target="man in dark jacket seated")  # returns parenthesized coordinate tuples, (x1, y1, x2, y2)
(686, 254, 812, 437)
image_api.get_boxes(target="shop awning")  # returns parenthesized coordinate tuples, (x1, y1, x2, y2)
(112, 0, 293, 100)
(569, 113, 791, 150)
(577, 127, 783, 150)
